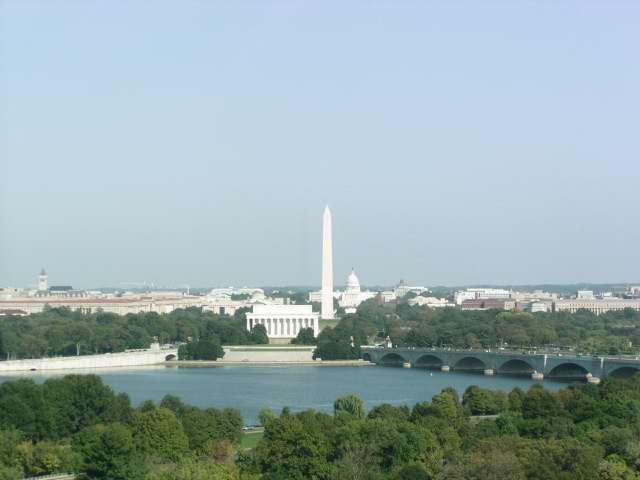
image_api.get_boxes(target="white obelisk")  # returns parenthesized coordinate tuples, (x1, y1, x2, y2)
(321, 205, 334, 319)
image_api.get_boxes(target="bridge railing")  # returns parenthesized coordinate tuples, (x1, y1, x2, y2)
(365, 346, 640, 363)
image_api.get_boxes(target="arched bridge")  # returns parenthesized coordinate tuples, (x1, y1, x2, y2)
(361, 347, 640, 382)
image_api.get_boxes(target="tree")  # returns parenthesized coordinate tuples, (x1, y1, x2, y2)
(159, 395, 188, 418)
(445, 448, 525, 480)
(334, 395, 365, 419)
(0, 429, 23, 479)
(181, 407, 243, 451)
(462, 386, 507, 416)
(147, 458, 236, 480)
(394, 464, 432, 480)
(522, 385, 561, 419)
(44, 375, 132, 438)
(129, 407, 189, 461)
(0, 379, 52, 440)
(73, 423, 146, 480)
(254, 412, 333, 480)
(598, 456, 639, 480)
(178, 339, 224, 361)
(250, 324, 269, 344)
(258, 407, 278, 427)
(367, 404, 410, 422)
(292, 327, 316, 345)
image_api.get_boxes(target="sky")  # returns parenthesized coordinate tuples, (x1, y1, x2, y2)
(1, 1, 639, 289)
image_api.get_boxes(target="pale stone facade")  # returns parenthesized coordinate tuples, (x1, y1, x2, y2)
(321, 206, 334, 319)
(554, 298, 640, 315)
(246, 304, 319, 341)
(0, 343, 177, 372)
(338, 269, 377, 313)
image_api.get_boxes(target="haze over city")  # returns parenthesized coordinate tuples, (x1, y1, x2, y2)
(1, 1, 639, 288)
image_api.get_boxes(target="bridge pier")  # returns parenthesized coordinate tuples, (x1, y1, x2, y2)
(531, 371, 544, 381)
(441, 365, 450, 373)
(402, 362, 412, 368)
(484, 369, 495, 376)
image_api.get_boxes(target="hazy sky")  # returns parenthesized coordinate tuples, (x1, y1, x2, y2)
(1, 1, 639, 289)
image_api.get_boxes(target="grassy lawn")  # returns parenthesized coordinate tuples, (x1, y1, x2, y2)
(239, 429, 264, 451)
(320, 319, 339, 330)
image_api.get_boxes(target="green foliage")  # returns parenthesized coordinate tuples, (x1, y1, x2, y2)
(254, 411, 334, 480)
(129, 406, 189, 461)
(0, 307, 260, 361)
(249, 324, 269, 344)
(292, 327, 316, 345)
(334, 394, 365, 419)
(73, 423, 147, 480)
(181, 407, 243, 451)
(0, 375, 130, 441)
(258, 407, 278, 427)
(462, 385, 508, 415)
(178, 338, 225, 361)
(147, 457, 237, 480)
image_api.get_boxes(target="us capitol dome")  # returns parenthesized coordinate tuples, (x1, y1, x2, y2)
(339, 269, 376, 313)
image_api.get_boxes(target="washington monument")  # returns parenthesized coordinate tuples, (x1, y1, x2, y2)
(321, 205, 334, 319)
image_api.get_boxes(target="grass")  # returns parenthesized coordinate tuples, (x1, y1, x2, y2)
(239, 429, 264, 451)
(320, 319, 340, 330)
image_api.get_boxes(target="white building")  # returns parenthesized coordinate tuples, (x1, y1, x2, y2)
(338, 269, 377, 313)
(321, 206, 334, 319)
(530, 301, 551, 313)
(577, 290, 595, 299)
(246, 304, 319, 343)
(38, 269, 48, 291)
(554, 298, 640, 315)
(394, 280, 428, 299)
(454, 288, 512, 305)
(408, 296, 454, 308)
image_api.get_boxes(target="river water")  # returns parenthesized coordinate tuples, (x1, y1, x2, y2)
(0, 365, 564, 425)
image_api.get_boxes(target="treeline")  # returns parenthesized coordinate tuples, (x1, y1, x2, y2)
(3, 374, 640, 479)
(240, 376, 640, 479)
(314, 300, 640, 360)
(0, 307, 267, 360)
(0, 374, 243, 479)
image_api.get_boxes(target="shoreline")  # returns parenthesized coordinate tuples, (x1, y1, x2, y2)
(165, 359, 373, 367)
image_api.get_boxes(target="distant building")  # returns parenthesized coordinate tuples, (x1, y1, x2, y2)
(0, 292, 206, 315)
(577, 290, 595, 299)
(338, 270, 377, 313)
(408, 296, 454, 308)
(394, 280, 428, 299)
(309, 269, 376, 312)
(38, 269, 48, 291)
(246, 304, 319, 343)
(625, 287, 640, 298)
(554, 298, 640, 315)
(530, 301, 551, 313)
(461, 299, 516, 311)
(454, 288, 511, 305)
(0, 309, 28, 317)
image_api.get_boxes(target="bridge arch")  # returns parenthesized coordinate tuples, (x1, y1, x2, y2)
(362, 352, 372, 362)
(165, 354, 177, 361)
(547, 362, 590, 381)
(414, 354, 444, 370)
(609, 366, 640, 379)
(453, 356, 486, 372)
(379, 352, 406, 367)
(497, 359, 535, 377)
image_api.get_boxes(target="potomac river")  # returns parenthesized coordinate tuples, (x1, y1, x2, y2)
(0, 365, 564, 425)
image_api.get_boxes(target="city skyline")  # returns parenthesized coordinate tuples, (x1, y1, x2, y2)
(1, 2, 639, 287)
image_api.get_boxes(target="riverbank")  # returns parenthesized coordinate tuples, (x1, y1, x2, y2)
(0, 345, 178, 372)
(165, 359, 373, 367)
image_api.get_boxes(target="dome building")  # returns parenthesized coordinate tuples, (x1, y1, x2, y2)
(339, 269, 377, 313)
